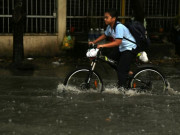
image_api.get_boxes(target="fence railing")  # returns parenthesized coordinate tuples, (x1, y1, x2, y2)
(66, 0, 179, 32)
(0, 0, 57, 33)
(0, 0, 179, 33)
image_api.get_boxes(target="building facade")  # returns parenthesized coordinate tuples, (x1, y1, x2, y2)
(0, 0, 179, 57)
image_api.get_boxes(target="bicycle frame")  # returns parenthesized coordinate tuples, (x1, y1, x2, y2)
(86, 48, 118, 87)
(87, 48, 164, 90)
(64, 45, 167, 93)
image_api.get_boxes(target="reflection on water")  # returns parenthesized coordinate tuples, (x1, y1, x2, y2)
(0, 76, 180, 135)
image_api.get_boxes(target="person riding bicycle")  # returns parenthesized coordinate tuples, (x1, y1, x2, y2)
(89, 9, 138, 90)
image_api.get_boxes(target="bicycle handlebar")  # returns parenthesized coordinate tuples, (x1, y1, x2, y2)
(89, 43, 103, 50)
(89, 43, 97, 49)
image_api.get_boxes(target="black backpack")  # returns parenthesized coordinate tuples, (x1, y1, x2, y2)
(123, 21, 150, 51)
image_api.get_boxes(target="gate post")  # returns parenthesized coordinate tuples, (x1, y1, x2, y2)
(121, 0, 126, 24)
(57, 0, 67, 49)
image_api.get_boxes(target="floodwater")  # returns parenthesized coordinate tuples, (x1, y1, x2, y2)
(0, 63, 180, 135)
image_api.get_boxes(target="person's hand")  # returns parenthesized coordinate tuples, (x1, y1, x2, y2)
(88, 41, 94, 45)
(97, 45, 103, 49)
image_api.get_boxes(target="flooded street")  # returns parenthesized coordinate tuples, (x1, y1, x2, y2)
(0, 62, 180, 135)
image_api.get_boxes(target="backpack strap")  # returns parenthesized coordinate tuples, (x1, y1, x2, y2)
(114, 22, 137, 44)
(123, 37, 137, 45)
(114, 22, 138, 47)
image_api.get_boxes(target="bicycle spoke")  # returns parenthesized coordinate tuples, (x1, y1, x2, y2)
(64, 69, 103, 92)
(130, 68, 166, 94)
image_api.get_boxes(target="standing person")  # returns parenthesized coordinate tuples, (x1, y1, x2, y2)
(89, 9, 137, 90)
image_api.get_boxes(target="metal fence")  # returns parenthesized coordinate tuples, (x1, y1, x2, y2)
(0, 0, 57, 33)
(66, 0, 122, 32)
(144, 0, 179, 32)
(67, 0, 179, 33)
(0, 0, 179, 34)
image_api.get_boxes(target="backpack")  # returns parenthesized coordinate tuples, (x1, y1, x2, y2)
(123, 21, 150, 51)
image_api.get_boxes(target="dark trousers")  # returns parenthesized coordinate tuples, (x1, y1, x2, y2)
(107, 47, 136, 87)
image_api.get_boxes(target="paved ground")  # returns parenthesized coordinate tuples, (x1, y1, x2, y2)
(0, 55, 180, 78)
(0, 54, 180, 135)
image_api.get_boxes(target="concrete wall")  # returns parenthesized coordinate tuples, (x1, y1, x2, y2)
(0, 35, 60, 57)
(24, 35, 59, 57)
(0, 36, 13, 57)
(0, 0, 66, 57)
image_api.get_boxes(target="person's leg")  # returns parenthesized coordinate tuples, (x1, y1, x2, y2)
(117, 50, 135, 88)
(107, 47, 121, 61)
(106, 47, 121, 70)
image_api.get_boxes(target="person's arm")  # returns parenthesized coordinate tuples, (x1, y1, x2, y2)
(89, 34, 107, 45)
(97, 24, 124, 48)
(97, 39, 122, 48)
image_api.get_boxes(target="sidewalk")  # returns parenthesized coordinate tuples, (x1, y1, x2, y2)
(0, 54, 180, 78)
(0, 54, 180, 93)
(0, 40, 180, 78)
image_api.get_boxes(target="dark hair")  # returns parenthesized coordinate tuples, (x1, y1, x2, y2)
(105, 9, 119, 30)
(105, 9, 118, 19)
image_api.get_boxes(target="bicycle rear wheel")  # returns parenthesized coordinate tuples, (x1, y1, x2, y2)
(130, 67, 167, 94)
(64, 68, 103, 92)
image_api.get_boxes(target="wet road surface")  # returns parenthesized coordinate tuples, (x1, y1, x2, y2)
(0, 61, 180, 135)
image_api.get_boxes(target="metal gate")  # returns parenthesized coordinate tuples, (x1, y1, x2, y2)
(66, 0, 122, 33)
(0, 0, 179, 34)
(144, 0, 179, 32)
(67, 0, 179, 33)
(0, 0, 57, 33)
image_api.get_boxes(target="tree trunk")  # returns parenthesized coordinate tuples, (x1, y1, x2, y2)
(13, 0, 26, 65)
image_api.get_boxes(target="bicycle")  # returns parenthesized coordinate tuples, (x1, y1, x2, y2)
(63, 44, 168, 94)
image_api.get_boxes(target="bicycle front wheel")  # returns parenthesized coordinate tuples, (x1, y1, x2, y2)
(64, 68, 103, 92)
(130, 67, 167, 94)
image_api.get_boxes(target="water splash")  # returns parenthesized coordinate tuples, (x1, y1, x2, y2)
(57, 83, 101, 94)
(103, 87, 148, 97)
(57, 83, 80, 94)
(57, 83, 147, 96)
(57, 81, 179, 96)
(166, 81, 180, 95)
